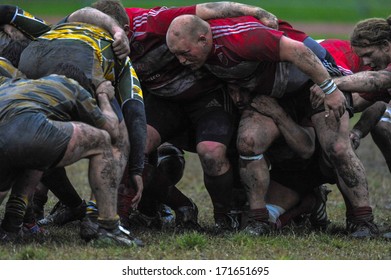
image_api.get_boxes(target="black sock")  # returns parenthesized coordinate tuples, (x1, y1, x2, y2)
(204, 168, 234, 217)
(42, 168, 82, 208)
(2, 194, 27, 232)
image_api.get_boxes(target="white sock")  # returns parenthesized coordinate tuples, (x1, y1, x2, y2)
(266, 204, 286, 223)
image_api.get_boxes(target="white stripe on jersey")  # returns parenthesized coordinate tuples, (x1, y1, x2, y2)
(212, 21, 272, 39)
(321, 59, 342, 76)
(133, 7, 169, 31)
(338, 66, 354, 76)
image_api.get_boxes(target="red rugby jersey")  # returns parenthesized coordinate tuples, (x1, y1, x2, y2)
(125, 6, 221, 100)
(206, 16, 305, 96)
(320, 39, 370, 75)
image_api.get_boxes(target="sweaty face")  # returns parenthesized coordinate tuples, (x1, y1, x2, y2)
(227, 84, 251, 111)
(353, 43, 391, 71)
(167, 35, 209, 70)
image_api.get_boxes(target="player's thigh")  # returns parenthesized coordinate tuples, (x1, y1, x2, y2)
(56, 121, 112, 167)
(237, 108, 280, 152)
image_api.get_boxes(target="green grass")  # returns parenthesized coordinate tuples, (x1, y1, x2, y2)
(5, 0, 391, 22)
(1, 132, 391, 260)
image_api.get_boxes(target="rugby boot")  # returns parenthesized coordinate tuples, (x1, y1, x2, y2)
(38, 200, 86, 226)
(0, 226, 23, 243)
(243, 219, 271, 236)
(174, 200, 203, 233)
(308, 185, 331, 231)
(91, 219, 143, 247)
(346, 219, 379, 238)
(346, 206, 379, 238)
(213, 212, 240, 235)
(127, 208, 163, 230)
(160, 204, 175, 227)
(23, 222, 48, 236)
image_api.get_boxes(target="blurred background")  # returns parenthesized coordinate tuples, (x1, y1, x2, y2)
(4, 0, 390, 22)
(4, 0, 390, 40)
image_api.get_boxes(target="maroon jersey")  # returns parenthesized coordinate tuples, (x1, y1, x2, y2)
(320, 39, 370, 75)
(125, 6, 221, 100)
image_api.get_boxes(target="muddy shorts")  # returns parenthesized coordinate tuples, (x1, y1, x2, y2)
(0, 113, 73, 191)
(145, 87, 238, 146)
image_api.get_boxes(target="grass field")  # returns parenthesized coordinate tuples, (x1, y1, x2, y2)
(1, 131, 391, 260)
(1, 0, 391, 261)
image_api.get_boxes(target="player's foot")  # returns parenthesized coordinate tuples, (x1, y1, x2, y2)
(347, 219, 379, 238)
(242, 220, 271, 236)
(92, 224, 144, 247)
(38, 200, 86, 226)
(309, 185, 331, 231)
(175, 200, 203, 233)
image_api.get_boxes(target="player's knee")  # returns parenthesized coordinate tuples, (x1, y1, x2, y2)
(236, 132, 264, 155)
(157, 144, 185, 186)
(197, 141, 229, 173)
(326, 140, 350, 162)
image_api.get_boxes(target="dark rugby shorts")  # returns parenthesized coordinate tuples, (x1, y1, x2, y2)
(145, 87, 238, 146)
(0, 112, 73, 190)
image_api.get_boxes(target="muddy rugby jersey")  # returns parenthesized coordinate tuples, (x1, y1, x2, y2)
(204, 17, 314, 97)
(319, 39, 370, 75)
(38, 22, 143, 105)
(125, 6, 221, 100)
(0, 5, 51, 39)
(0, 57, 24, 78)
(0, 75, 106, 127)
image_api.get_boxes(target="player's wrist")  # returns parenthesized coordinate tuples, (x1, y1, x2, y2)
(319, 78, 337, 95)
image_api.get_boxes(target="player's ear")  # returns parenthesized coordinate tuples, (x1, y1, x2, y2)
(381, 40, 390, 52)
(199, 34, 207, 44)
(123, 24, 131, 37)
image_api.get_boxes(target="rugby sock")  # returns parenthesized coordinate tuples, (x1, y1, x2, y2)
(117, 184, 136, 219)
(346, 206, 374, 224)
(2, 194, 28, 232)
(32, 185, 48, 220)
(98, 215, 120, 230)
(164, 185, 193, 210)
(86, 200, 99, 220)
(266, 204, 286, 223)
(248, 208, 269, 223)
(42, 167, 82, 208)
(204, 168, 234, 220)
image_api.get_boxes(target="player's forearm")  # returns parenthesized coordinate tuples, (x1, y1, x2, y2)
(0, 5, 17, 25)
(352, 101, 387, 138)
(122, 100, 147, 176)
(274, 114, 316, 159)
(196, 2, 277, 28)
(0, 5, 50, 38)
(334, 70, 391, 93)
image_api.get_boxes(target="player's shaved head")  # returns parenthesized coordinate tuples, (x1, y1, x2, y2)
(167, 15, 209, 46)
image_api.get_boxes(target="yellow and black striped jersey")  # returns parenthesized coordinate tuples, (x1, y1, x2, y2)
(0, 74, 106, 128)
(38, 23, 143, 106)
(0, 57, 25, 79)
